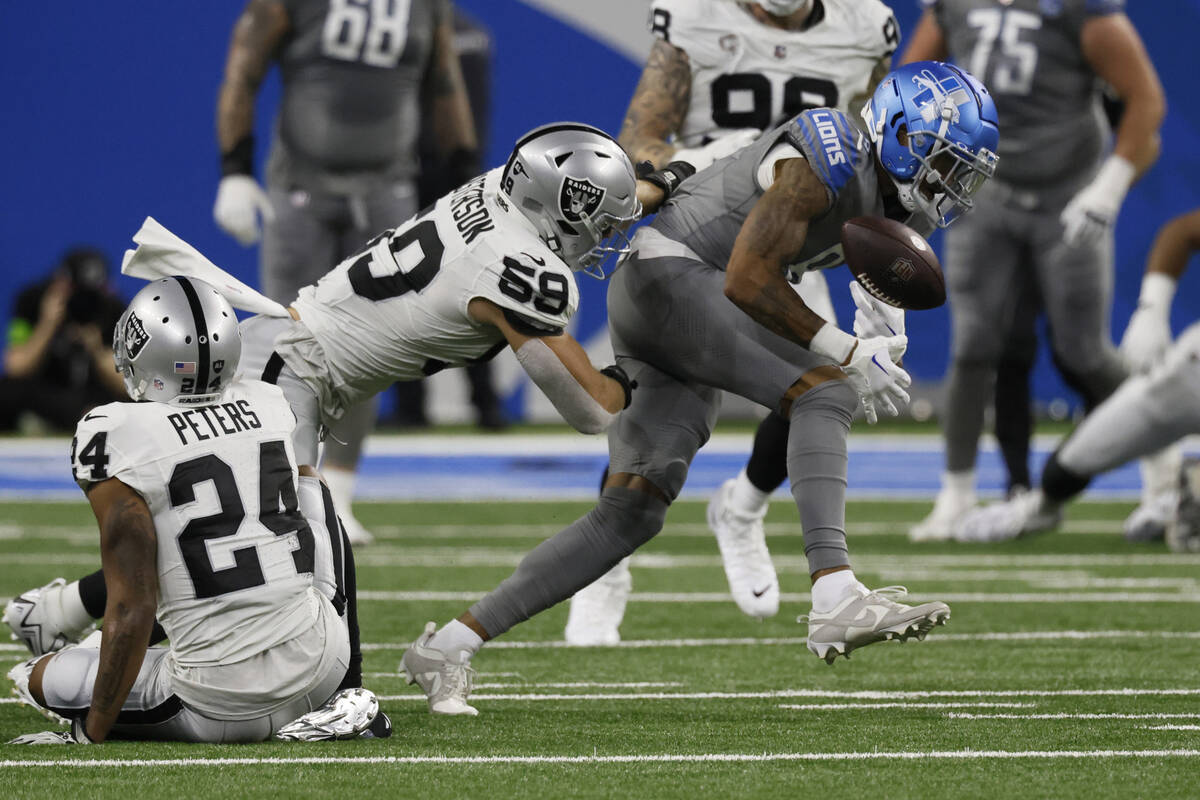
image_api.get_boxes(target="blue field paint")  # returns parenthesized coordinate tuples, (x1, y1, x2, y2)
(0, 435, 1174, 502)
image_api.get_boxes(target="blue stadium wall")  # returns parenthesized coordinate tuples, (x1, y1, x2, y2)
(3, 1, 1198, 418)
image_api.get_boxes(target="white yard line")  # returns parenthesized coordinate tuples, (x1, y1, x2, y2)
(1146, 725, 1200, 731)
(2, 750, 1198, 768)
(370, 688, 1200, 702)
(779, 702, 1037, 710)
(947, 713, 1200, 720)
(354, 589, 1200, 603)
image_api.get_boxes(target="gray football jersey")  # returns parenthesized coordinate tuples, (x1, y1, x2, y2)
(267, 0, 450, 193)
(927, 0, 1124, 187)
(653, 108, 900, 277)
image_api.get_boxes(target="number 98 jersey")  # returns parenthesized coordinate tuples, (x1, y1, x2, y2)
(70, 380, 322, 667)
(287, 168, 579, 410)
(649, 0, 899, 147)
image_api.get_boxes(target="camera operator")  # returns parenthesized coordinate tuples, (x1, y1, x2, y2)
(1, 247, 127, 432)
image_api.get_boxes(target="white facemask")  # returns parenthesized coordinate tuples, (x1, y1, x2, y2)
(755, 0, 814, 16)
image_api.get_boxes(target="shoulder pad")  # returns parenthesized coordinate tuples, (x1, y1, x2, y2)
(71, 404, 130, 488)
(472, 250, 579, 335)
(785, 109, 864, 196)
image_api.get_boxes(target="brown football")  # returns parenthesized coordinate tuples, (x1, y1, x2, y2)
(840, 216, 945, 310)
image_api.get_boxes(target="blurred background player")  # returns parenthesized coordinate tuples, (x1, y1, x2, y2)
(956, 208, 1200, 551)
(213, 0, 479, 544)
(0, 248, 127, 433)
(391, 8, 507, 431)
(902, 0, 1166, 541)
(566, 0, 902, 644)
(5, 278, 376, 744)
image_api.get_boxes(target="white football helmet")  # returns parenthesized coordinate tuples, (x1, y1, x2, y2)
(500, 122, 641, 278)
(113, 277, 241, 405)
(755, 0, 814, 17)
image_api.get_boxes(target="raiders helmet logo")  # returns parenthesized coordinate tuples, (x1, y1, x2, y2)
(560, 176, 605, 223)
(122, 311, 151, 360)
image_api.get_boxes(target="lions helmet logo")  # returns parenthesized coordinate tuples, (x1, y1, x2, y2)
(559, 177, 605, 223)
(122, 311, 151, 361)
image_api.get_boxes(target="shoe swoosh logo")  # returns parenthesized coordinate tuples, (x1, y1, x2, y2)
(752, 586, 772, 598)
(845, 606, 887, 629)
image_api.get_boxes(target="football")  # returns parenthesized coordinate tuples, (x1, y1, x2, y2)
(840, 216, 945, 310)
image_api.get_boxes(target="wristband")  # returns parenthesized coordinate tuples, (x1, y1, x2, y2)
(1138, 272, 1177, 311)
(600, 364, 636, 409)
(1092, 154, 1135, 203)
(638, 160, 696, 199)
(221, 135, 254, 177)
(809, 323, 857, 365)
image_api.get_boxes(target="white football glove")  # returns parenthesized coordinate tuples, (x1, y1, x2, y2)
(1060, 155, 1135, 248)
(9, 718, 91, 745)
(849, 280, 905, 339)
(1119, 273, 1177, 373)
(672, 128, 760, 173)
(213, 175, 275, 246)
(843, 335, 911, 425)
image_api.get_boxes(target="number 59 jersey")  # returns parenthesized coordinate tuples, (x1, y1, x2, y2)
(70, 380, 320, 667)
(649, 0, 899, 147)
(287, 168, 579, 410)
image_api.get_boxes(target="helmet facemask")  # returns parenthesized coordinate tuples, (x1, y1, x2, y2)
(894, 125, 997, 228)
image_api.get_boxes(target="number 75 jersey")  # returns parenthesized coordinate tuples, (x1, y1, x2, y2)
(288, 167, 579, 408)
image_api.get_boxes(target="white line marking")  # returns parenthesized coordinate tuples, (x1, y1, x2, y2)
(357, 590, 1200, 604)
(947, 713, 1200, 720)
(1147, 725, 1200, 731)
(357, 630, 1200, 651)
(779, 702, 1037, 710)
(2, 750, 1198, 768)
(371, 688, 1200, 702)
(474, 682, 684, 689)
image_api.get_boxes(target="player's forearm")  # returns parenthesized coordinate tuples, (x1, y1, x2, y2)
(3, 325, 57, 378)
(1110, 95, 1165, 177)
(899, 10, 947, 65)
(429, 22, 478, 155)
(724, 262, 827, 346)
(536, 334, 628, 415)
(617, 41, 691, 169)
(1145, 209, 1200, 280)
(216, 0, 288, 158)
(87, 598, 155, 742)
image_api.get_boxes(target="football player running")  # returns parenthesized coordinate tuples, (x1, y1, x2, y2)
(4, 124, 644, 692)
(6, 278, 377, 744)
(566, 0, 904, 643)
(956, 208, 1200, 550)
(399, 61, 999, 716)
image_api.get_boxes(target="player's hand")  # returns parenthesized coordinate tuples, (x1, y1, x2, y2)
(39, 278, 71, 330)
(672, 128, 759, 173)
(1059, 155, 1134, 248)
(849, 280, 905, 339)
(842, 335, 910, 425)
(214, 175, 275, 246)
(9, 718, 92, 744)
(1119, 305, 1172, 373)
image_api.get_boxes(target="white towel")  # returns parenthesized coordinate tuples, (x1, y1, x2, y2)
(120, 216, 290, 318)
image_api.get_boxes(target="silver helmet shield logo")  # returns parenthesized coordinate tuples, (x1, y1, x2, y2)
(122, 311, 151, 361)
(560, 177, 605, 223)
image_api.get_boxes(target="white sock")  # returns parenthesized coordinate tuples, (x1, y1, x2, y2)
(942, 470, 975, 498)
(322, 466, 357, 516)
(729, 469, 770, 515)
(59, 580, 94, 635)
(810, 569, 864, 613)
(428, 619, 483, 664)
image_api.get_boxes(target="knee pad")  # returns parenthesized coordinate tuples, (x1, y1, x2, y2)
(791, 379, 857, 423)
(598, 487, 670, 553)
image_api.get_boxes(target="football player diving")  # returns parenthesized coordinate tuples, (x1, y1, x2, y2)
(7, 278, 378, 744)
(399, 60, 1000, 716)
(567, 0, 905, 643)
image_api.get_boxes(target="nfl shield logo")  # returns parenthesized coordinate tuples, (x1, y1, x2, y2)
(122, 311, 151, 361)
(774, 45, 786, 59)
(559, 177, 605, 223)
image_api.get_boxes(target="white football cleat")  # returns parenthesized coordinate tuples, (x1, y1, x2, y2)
(1167, 459, 1200, 553)
(563, 558, 631, 646)
(7, 658, 67, 725)
(910, 486, 977, 542)
(399, 622, 478, 716)
(801, 584, 950, 664)
(4, 578, 94, 657)
(955, 488, 1063, 542)
(707, 479, 779, 618)
(275, 687, 380, 741)
(1123, 490, 1178, 543)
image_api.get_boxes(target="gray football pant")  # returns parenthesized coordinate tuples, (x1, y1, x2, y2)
(469, 243, 858, 638)
(941, 178, 1127, 473)
(261, 181, 417, 469)
(1057, 322, 1200, 481)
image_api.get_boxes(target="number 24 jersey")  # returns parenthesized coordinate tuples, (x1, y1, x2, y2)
(288, 168, 580, 409)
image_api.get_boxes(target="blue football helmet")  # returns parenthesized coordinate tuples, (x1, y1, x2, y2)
(861, 61, 999, 228)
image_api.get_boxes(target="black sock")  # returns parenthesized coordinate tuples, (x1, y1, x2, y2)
(1042, 450, 1092, 503)
(745, 411, 790, 493)
(337, 520, 363, 691)
(78, 569, 107, 619)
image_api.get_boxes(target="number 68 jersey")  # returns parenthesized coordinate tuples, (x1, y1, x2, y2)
(285, 167, 579, 411)
(70, 380, 322, 667)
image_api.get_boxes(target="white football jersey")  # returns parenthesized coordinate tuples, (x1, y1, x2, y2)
(71, 379, 318, 667)
(650, 0, 899, 146)
(288, 168, 579, 409)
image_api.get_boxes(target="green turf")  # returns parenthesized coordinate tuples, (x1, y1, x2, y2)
(1, 498, 1198, 799)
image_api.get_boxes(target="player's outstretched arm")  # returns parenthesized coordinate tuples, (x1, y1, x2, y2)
(617, 40, 692, 169)
(469, 298, 631, 433)
(1120, 208, 1200, 371)
(82, 478, 159, 743)
(898, 9, 947, 65)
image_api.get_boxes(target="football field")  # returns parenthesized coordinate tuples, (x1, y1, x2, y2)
(1, 497, 1198, 798)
